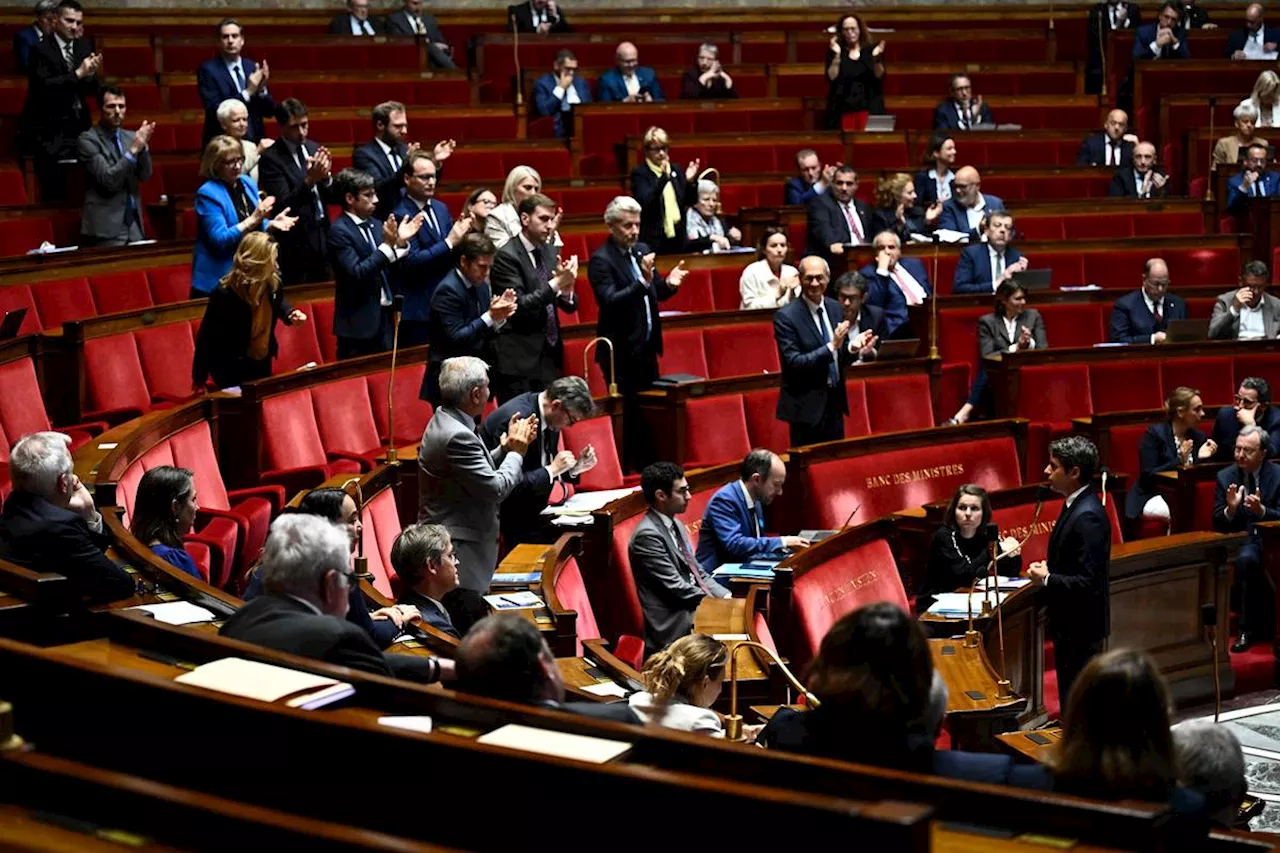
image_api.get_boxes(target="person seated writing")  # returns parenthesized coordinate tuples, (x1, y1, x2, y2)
(919, 484, 1022, 605)
(629, 634, 757, 739)
(1125, 387, 1216, 528)
(128, 466, 203, 581)
(695, 449, 810, 573)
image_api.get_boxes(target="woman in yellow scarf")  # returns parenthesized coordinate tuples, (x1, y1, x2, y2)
(192, 232, 308, 390)
(630, 126, 702, 254)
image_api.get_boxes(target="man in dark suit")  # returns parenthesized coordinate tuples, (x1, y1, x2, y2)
(933, 74, 993, 131)
(597, 41, 664, 102)
(1028, 436, 1112, 704)
(352, 101, 456, 220)
(1213, 377, 1280, 462)
(257, 98, 334, 285)
(1087, 3, 1141, 93)
(479, 376, 597, 546)
(1134, 1, 1191, 58)
(457, 613, 640, 722)
(489, 192, 578, 402)
(328, 168, 423, 360)
(1109, 141, 1169, 198)
(1226, 142, 1280, 213)
(510, 0, 570, 34)
(13, 0, 57, 75)
(695, 449, 810, 573)
(1108, 257, 1189, 343)
(390, 523, 462, 639)
(805, 165, 870, 265)
(1181, 0, 1214, 29)
(384, 0, 455, 68)
(859, 230, 930, 339)
(937, 166, 1005, 239)
(774, 256, 858, 446)
(834, 271, 886, 362)
(532, 50, 591, 138)
(220, 514, 447, 683)
(1213, 426, 1280, 651)
(197, 18, 273, 146)
(1077, 109, 1138, 167)
(588, 195, 688, 470)
(77, 86, 153, 247)
(1227, 3, 1280, 58)
(422, 233, 517, 404)
(785, 149, 836, 206)
(25, 0, 100, 202)
(0, 431, 134, 604)
(393, 151, 471, 347)
(328, 0, 383, 35)
(953, 212, 1027, 294)
(630, 462, 731, 656)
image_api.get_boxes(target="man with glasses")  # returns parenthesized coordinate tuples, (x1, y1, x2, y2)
(805, 164, 871, 263)
(480, 376, 598, 550)
(937, 165, 1005, 240)
(933, 74, 993, 131)
(597, 40, 664, 102)
(1226, 142, 1280, 214)
(1109, 141, 1169, 198)
(1212, 376, 1280, 462)
(1210, 260, 1280, 341)
(1108, 257, 1188, 343)
(629, 461, 730, 657)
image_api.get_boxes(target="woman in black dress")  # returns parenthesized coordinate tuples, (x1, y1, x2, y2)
(824, 14, 886, 130)
(920, 484, 1022, 604)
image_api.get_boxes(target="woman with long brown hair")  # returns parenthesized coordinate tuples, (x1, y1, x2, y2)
(824, 14, 886, 130)
(192, 231, 307, 389)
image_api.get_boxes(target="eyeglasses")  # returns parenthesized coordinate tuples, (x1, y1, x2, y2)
(1236, 395, 1260, 408)
(673, 486, 692, 495)
(221, 157, 245, 167)
(646, 144, 669, 153)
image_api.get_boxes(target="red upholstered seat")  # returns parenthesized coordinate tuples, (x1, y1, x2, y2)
(802, 436, 1022, 530)
(555, 556, 600, 657)
(1191, 480, 1217, 532)
(0, 357, 105, 462)
(1235, 354, 1280, 393)
(1015, 364, 1092, 479)
(310, 377, 383, 470)
(790, 538, 908, 663)
(184, 542, 212, 583)
(560, 337, 609, 397)
(147, 265, 192, 304)
(683, 395, 751, 469)
(0, 286, 40, 335)
(1101, 423, 1150, 482)
(1089, 361, 1163, 414)
(359, 488, 402, 599)
(367, 365, 434, 447)
(272, 305, 324, 373)
(1164, 356, 1233, 406)
(83, 334, 151, 423)
(89, 271, 154, 315)
(711, 267, 744, 311)
(259, 389, 361, 493)
(657, 329, 709, 378)
(938, 363, 970, 424)
(742, 387, 789, 453)
(31, 277, 95, 328)
(0, 217, 53, 257)
(605, 513, 647, 643)
(1037, 304, 1104, 348)
(703, 324, 778, 378)
(992, 496, 1123, 567)
(865, 374, 933, 432)
(662, 269, 715, 314)
(562, 416, 635, 490)
(843, 380, 871, 437)
(134, 323, 199, 404)
(937, 307, 988, 371)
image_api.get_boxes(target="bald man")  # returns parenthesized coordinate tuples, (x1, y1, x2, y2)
(937, 166, 1005, 240)
(1077, 109, 1139, 167)
(1228, 3, 1280, 58)
(1108, 258, 1188, 344)
(597, 41, 664, 102)
(1109, 142, 1168, 198)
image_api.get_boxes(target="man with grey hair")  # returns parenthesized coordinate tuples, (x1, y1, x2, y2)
(390, 523, 460, 637)
(681, 43, 736, 99)
(589, 194, 688, 469)
(13, 0, 59, 74)
(1214, 423, 1280, 651)
(0, 431, 133, 602)
(418, 356, 536, 591)
(480, 375, 599, 547)
(220, 513, 448, 681)
(1173, 721, 1248, 827)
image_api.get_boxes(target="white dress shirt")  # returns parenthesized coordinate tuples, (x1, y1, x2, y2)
(965, 195, 987, 234)
(1142, 291, 1164, 343)
(1148, 31, 1181, 57)
(888, 262, 927, 304)
(1063, 483, 1090, 509)
(375, 136, 402, 173)
(456, 268, 506, 330)
(739, 260, 798, 310)
(1244, 27, 1278, 59)
(345, 211, 405, 305)
(1001, 314, 1032, 352)
(623, 73, 640, 98)
(840, 200, 865, 243)
(349, 15, 375, 34)
(807, 297, 836, 352)
(551, 80, 581, 108)
(928, 168, 952, 202)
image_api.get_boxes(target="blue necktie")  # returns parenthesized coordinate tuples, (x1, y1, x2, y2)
(233, 64, 245, 92)
(630, 252, 653, 341)
(817, 306, 839, 387)
(360, 221, 393, 304)
(114, 131, 139, 225)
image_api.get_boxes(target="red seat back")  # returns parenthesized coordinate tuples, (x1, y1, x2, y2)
(1089, 361, 1164, 414)
(703, 324, 779, 378)
(865, 374, 933, 432)
(0, 358, 52, 462)
(660, 269, 714, 314)
(790, 538, 907, 663)
(843, 380, 871, 437)
(1164, 356, 1234, 406)
(1235, 354, 1280, 394)
(742, 387, 789, 454)
(1037, 304, 1104, 348)
(259, 389, 327, 471)
(606, 513, 647, 641)
(367, 364, 434, 447)
(83, 334, 150, 417)
(684, 395, 751, 469)
(32, 278, 95, 328)
(562, 416, 624, 490)
(554, 556, 600, 656)
(135, 323, 197, 402)
(311, 377, 381, 455)
(1014, 365, 1092, 423)
(359, 487, 402, 599)
(166, 420, 232, 511)
(147, 265, 192, 304)
(273, 304, 324, 372)
(90, 271, 154, 315)
(657, 329, 709, 378)
(560, 337, 609, 397)
(1101, 423, 1149, 481)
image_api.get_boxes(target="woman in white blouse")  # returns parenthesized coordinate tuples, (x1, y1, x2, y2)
(629, 634, 760, 740)
(739, 227, 800, 310)
(486, 165, 556, 249)
(1241, 70, 1280, 129)
(217, 98, 271, 182)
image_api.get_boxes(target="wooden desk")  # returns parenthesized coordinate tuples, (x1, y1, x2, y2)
(996, 726, 1062, 766)
(930, 637, 1027, 751)
(694, 594, 768, 684)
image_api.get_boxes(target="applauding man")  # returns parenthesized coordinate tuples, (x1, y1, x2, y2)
(1214, 426, 1280, 651)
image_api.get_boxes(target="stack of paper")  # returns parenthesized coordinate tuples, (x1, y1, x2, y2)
(925, 591, 1009, 617)
(712, 563, 777, 580)
(490, 571, 542, 585)
(540, 487, 638, 516)
(483, 591, 545, 611)
(477, 724, 632, 764)
(128, 601, 217, 625)
(174, 657, 353, 708)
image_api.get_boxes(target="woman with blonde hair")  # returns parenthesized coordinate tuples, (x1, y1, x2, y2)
(1126, 386, 1216, 523)
(1215, 102, 1268, 166)
(630, 634, 751, 738)
(1242, 69, 1280, 128)
(487, 165, 558, 248)
(869, 171, 941, 243)
(192, 231, 307, 389)
(631, 126, 701, 253)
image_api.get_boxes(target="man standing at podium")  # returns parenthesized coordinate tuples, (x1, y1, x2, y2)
(1028, 436, 1111, 705)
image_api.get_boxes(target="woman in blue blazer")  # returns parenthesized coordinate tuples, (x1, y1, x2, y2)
(1126, 386, 1216, 523)
(190, 135, 296, 297)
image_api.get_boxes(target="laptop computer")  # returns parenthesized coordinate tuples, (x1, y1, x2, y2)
(876, 338, 921, 360)
(1165, 318, 1208, 343)
(1010, 268, 1052, 291)
(0, 307, 27, 340)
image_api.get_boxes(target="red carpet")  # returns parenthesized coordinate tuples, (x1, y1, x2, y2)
(1229, 642, 1276, 696)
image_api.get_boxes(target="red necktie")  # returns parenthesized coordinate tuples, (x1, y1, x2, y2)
(842, 203, 864, 243)
(671, 519, 709, 593)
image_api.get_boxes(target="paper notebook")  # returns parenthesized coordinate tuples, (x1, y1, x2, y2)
(175, 657, 350, 706)
(128, 601, 216, 625)
(483, 591, 544, 611)
(477, 724, 632, 764)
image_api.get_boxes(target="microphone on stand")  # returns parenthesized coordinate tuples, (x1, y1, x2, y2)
(385, 295, 405, 464)
(1099, 465, 1110, 506)
(511, 11, 524, 109)
(985, 520, 1014, 698)
(1203, 602, 1222, 722)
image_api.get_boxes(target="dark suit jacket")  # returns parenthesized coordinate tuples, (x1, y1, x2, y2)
(784, 176, 823, 206)
(196, 56, 273, 144)
(953, 244, 1025, 294)
(693, 480, 784, 573)
(479, 391, 580, 540)
(1127, 421, 1208, 519)
(1182, 4, 1212, 29)
(774, 295, 852, 426)
(398, 588, 460, 638)
(1076, 132, 1135, 167)
(628, 508, 730, 654)
(392, 194, 455, 323)
(509, 2, 570, 33)
(869, 205, 933, 245)
(932, 99, 993, 130)
(352, 139, 408, 221)
(1109, 168, 1169, 198)
(12, 24, 41, 74)
(1133, 23, 1190, 58)
(328, 12, 385, 34)
(531, 72, 591, 137)
(0, 491, 135, 603)
(850, 304, 887, 351)
(805, 192, 872, 261)
(913, 169, 955, 206)
(1225, 26, 1280, 55)
(257, 138, 334, 274)
(1044, 490, 1112, 645)
(937, 194, 1005, 239)
(1212, 406, 1280, 463)
(423, 268, 499, 402)
(1227, 170, 1280, 213)
(385, 8, 446, 40)
(859, 258, 931, 338)
(1108, 288, 1188, 343)
(587, 238, 677, 391)
(977, 308, 1047, 355)
(25, 35, 98, 153)
(219, 593, 396, 677)
(328, 212, 394, 344)
(681, 67, 737, 100)
(1213, 461, 1280, 539)
(597, 66, 664, 102)
(77, 122, 152, 241)
(191, 283, 294, 389)
(630, 163, 698, 249)
(489, 236, 576, 386)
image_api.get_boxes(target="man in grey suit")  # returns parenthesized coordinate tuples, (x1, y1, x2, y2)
(1210, 260, 1280, 340)
(417, 355, 536, 592)
(628, 461, 731, 657)
(77, 86, 153, 247)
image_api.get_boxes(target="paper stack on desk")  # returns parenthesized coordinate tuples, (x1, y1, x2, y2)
(175, 657, 353, 708)
(540, 487, 638, 516)
(925, 591, 1009, 618)
(483, 591, 545, 611)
